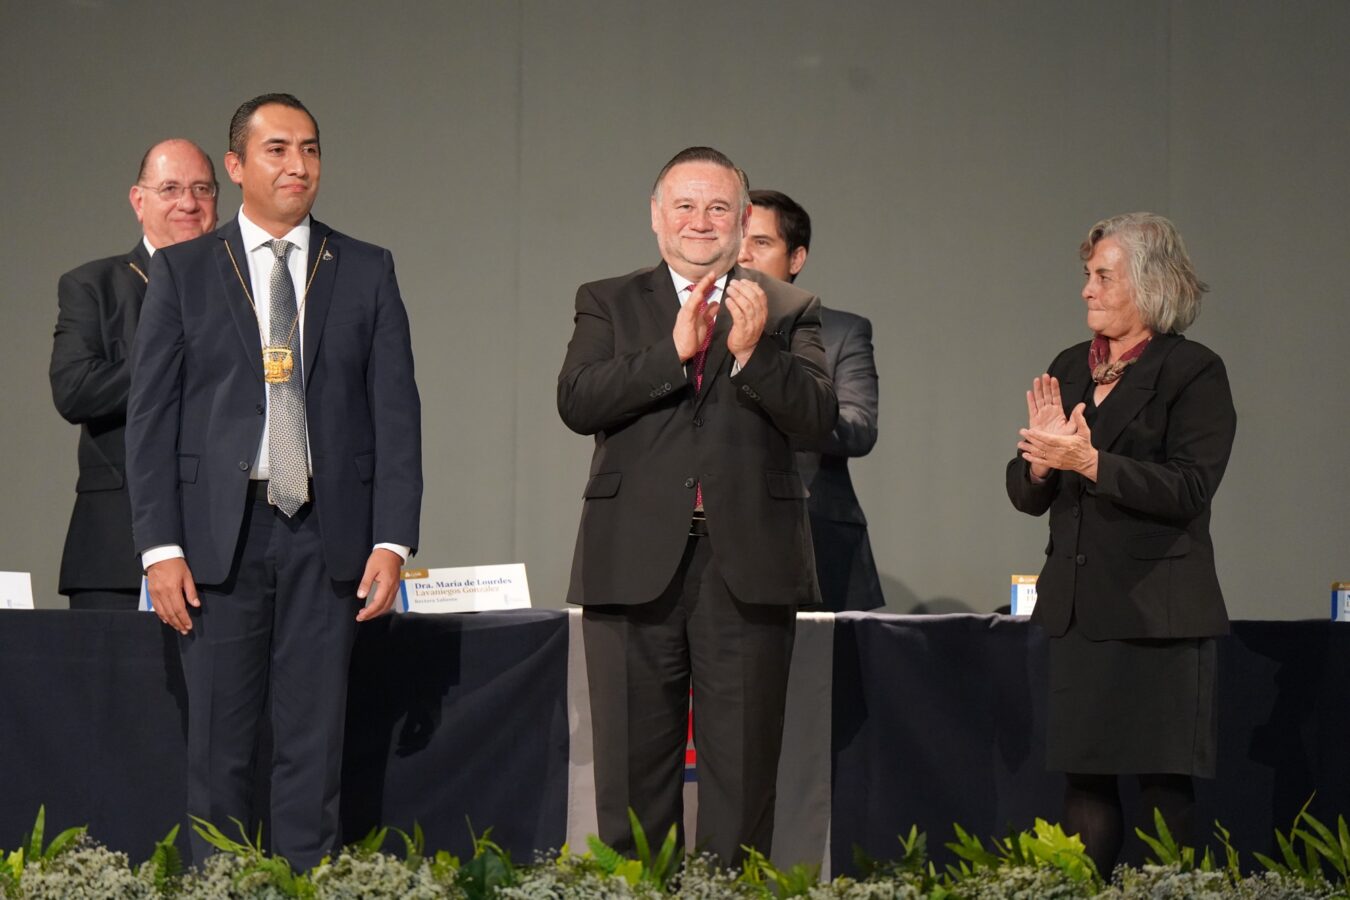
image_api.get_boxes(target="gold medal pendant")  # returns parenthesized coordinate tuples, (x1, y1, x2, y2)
(262, 347, 294, 384)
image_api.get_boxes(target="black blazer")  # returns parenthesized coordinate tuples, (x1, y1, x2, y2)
(127, 217, 422, 584)
(49, 243, 151, 592)
(558, 263, 838, 607)
(1006, 333, 1236, 640)
(794, 306, 884, 611)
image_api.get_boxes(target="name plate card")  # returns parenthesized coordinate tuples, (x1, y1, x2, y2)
(0, 571, 34, 609)
(1010, 574, 1038, 617)
(1333, 582, 1350, 623)
(398, 563, 531, 614)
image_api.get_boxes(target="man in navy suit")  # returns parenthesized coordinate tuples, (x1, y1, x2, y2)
(127, 94, 421, 869)
(50, 139, 218, 610)
(738, 190, 884, 611)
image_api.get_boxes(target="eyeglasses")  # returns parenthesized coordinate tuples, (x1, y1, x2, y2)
(138, 182, 219, 201)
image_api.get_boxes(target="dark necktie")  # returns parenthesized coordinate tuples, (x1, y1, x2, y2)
(266, 239, 309, 517)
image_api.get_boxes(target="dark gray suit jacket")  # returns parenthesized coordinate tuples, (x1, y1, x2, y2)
(1006, 333, 1235, 640)
(127, 217, 422, 584)
(50, 242, 151, 592)
(794, 306, 884, 611)
(558, 263, 837, 607)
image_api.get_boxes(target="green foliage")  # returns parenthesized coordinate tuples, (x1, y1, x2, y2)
(1, 805, 88, 896)
(21, 805, 87, 868)
(188, 815, 315, 897)
(355, 824, 390, 856)
(1253, 796, 1350, 893)
(1136, 806, 1219, 872)
(583, 809, 682, 890)
(944, 817, 1100, 889)
(456, 820, 518, 899)
(9, 803, 1350, 897)
(137, 824, 184, 896)
(1212, 819, 1243, 882)
(736, 846, 820, 896)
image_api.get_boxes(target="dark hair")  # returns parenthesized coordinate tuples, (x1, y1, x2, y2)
(136, 139, 216, 185)
(748, 189, 812, 261)
(651, 146, 749, 210)
(228, 93, 319, 159)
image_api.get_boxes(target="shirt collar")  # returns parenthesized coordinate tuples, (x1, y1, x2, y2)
(142, 236, 157, 257)
(668, 267, 731, 305)
(237, 206, 311, 256)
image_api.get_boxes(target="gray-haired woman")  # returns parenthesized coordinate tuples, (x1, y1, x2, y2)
(1007, 212, 1236, 875)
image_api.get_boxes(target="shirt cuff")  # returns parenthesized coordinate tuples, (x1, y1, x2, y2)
(374, 543, 410, 563)
(142, 545, 185, 570)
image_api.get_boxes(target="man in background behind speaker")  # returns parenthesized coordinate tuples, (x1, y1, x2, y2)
(50, 139, 219, 610)
(738, 189, 884, 611)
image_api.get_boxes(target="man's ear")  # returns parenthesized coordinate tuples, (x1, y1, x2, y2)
(224, 151, 245, 186)
(788, 246, 808, 279)
(129, 185, 146, 224)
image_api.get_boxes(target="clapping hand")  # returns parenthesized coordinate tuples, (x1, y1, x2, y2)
(1018, 375, 1099, 481)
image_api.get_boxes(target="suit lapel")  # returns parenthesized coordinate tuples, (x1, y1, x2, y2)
(301, 218, 337, 391)
(1089, 333, 1180, 451)
(643, 262, 680, 336)
(214, 218, 265, 383)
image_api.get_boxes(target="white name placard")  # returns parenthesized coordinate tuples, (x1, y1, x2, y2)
(1333, 582, 1350, 623)
(398, 563, 531, 614)
(0, 571, 35, 609)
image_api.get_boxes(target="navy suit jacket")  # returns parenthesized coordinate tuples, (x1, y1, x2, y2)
(794, 306, 884, 611)
(126, 216, 421, 584)
(1006, 333, 1235, 640)
(50, 243, 151, 592)
(558, 263, 837, 608)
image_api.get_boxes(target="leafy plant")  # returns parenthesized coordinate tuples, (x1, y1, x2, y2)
(584, 808, 681, 890)
(391, 821, 426, 871)
(1253, 796, 1350, 893)
(1, 805, 87, 896)
(945, 817, 1100, 889)
(456, 820, 517, 899)
(736, 845, 819, 896)
(189, 815, 315, 898)
(1136, 806, 1219, 872)
(136, 824, 184, 896)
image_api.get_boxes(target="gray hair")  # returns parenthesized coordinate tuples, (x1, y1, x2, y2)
(1080, 212, 1208, 334)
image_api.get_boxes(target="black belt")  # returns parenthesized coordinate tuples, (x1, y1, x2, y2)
(247, 478, 314, 504)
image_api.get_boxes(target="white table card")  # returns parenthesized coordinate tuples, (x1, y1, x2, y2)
(0, 572, 34, 609)
(398, 564, 531, 614)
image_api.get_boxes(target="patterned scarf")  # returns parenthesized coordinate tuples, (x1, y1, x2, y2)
(1088, 334, 1151, 384)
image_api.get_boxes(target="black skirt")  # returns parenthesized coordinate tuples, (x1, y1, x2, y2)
(1047, 625, 1218, 776)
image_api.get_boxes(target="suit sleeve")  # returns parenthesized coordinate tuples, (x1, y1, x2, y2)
(557, 282, 687, 435)
(729, 294, 837, 441)
(50, 271, 129, 423)
(1093, 353, 1236, 519)
(797, 313, 877, 457)
(368, 250, 423, 551)
(1006, 458, 1059, 516)
(125, 252, 186, 553)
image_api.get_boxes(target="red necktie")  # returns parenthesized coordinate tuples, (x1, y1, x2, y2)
(687, 289, 716, 511)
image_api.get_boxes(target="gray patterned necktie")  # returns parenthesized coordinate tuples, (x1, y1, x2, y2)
(266, 239, 309, 517)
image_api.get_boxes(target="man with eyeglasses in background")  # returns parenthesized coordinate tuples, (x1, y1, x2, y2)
(50, 139, 218, 610)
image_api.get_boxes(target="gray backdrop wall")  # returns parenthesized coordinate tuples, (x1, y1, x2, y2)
(2, 1, 1346, 616)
